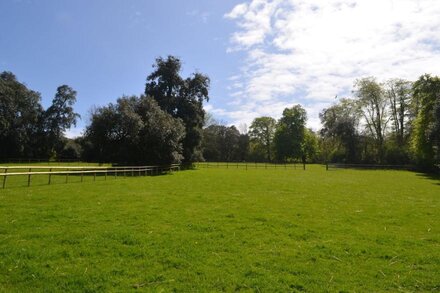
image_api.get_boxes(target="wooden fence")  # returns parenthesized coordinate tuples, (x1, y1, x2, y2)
(0, 164, 180, 189)
(194, 162, 306, 170)
(325, 163, 415, 171)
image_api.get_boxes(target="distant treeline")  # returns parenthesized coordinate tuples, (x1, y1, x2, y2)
(1, 56, 439, 169)
(202, 76, 440, 170)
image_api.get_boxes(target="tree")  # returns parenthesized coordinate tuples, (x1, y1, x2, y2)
(83, 95, 185, 164)
(411, 74, 440, 168)
(302, 129, 319, 163)
(384, 79, 412, 144)
(274, 105, 307, 162)
(44, 85, 80, 156)
(145, 56, 210, 162)
(354, 77, 390, 162)
(319, 98, 360, 163)
(201, 124, 243, 162)
(249, 117, 276, 162)
(0, 71, 44, 158)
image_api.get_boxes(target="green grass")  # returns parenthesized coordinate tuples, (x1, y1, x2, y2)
(0, 165, 439, 292)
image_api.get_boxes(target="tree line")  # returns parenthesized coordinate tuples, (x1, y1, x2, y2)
(202, 75, 440, 170)
(1, 57, 439, 169)
(1, 56, 209, 165)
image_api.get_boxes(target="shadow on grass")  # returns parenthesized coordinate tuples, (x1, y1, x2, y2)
(416, 171, 440, 186)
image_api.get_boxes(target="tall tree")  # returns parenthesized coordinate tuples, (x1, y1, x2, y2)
(354, 77, 390, 162)
(44, 85, 80, 155)
(320, 98, 360, 163)
(274, 105, 307, 162)
(249, 117, 276, 162)
(145, 56, 210, 162)
(202, 124, 242, 162)
(411, 74, 440, 168)
(0, 71, 44, 158)
(302, 129, 319, 163)
(384, 79, 412, 144)
(83, 96, 185, 164)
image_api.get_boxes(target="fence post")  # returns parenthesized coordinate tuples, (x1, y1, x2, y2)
(2, 172, 7, 189)
(48, 168, 52, 185)
(27, 168, 31, 187)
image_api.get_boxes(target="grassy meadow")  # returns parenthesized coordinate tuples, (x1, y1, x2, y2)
(0, 165, 439, 292)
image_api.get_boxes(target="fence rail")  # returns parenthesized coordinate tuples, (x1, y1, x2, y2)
(326, 163, 415, 171)
(0, 164, 180, 189)
(194, 162, 306, 170)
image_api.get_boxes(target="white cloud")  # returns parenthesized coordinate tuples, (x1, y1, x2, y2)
(223, 0, 440, 129)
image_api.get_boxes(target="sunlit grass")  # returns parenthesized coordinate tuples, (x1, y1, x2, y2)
(0, 165, 439, 291)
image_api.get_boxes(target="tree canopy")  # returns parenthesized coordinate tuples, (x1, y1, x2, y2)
(145, 56, 210, 162)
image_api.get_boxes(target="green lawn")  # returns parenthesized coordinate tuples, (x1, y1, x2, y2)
(0, 165, 439, 292)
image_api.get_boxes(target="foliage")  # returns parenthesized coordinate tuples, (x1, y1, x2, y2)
(354, 77, 390, 162)
(249, 117, 276, 162)
(83, 96, 185, 164)
(0, 71, 79, 159)
(411, 74, 440, 168)
(44, 85, 80, 155)
(320, 98, 360, 163)
(274, 105, 307, 162)
(201, 124, 245, 162)
(302, 129, 319, 162)
(145, 56, 210, 162)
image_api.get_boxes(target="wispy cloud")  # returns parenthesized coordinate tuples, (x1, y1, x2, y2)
(187, 10, 210, 23)
(221, 0, 440, 129)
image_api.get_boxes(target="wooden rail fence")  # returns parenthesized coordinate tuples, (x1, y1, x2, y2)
(0, 164, 180, 189)
(325, 163, 415, 171)
(194, 162, 306, 170)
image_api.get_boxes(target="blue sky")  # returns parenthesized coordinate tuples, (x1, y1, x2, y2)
(2, 0, 440, 136)
(0, 0, 243, 136)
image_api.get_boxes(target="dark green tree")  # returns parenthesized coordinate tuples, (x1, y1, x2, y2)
(44, 85, 80, 156)
(145, 56, 210, 162)
(319, 98, 360, 163)
(83, 95, 185, 164)
(302, 128, 319, 163)
(411, 74, 440, 168)
(201, 124, 242, 162)
(274, 105, 307, 162)
(249, 117, 276, 162)
(0, 71, 44, 158)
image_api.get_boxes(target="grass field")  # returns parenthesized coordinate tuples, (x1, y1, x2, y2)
(0, 165, 439, 292)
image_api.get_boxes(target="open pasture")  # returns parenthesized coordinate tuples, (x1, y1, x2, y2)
(0, 165, 439, 291)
